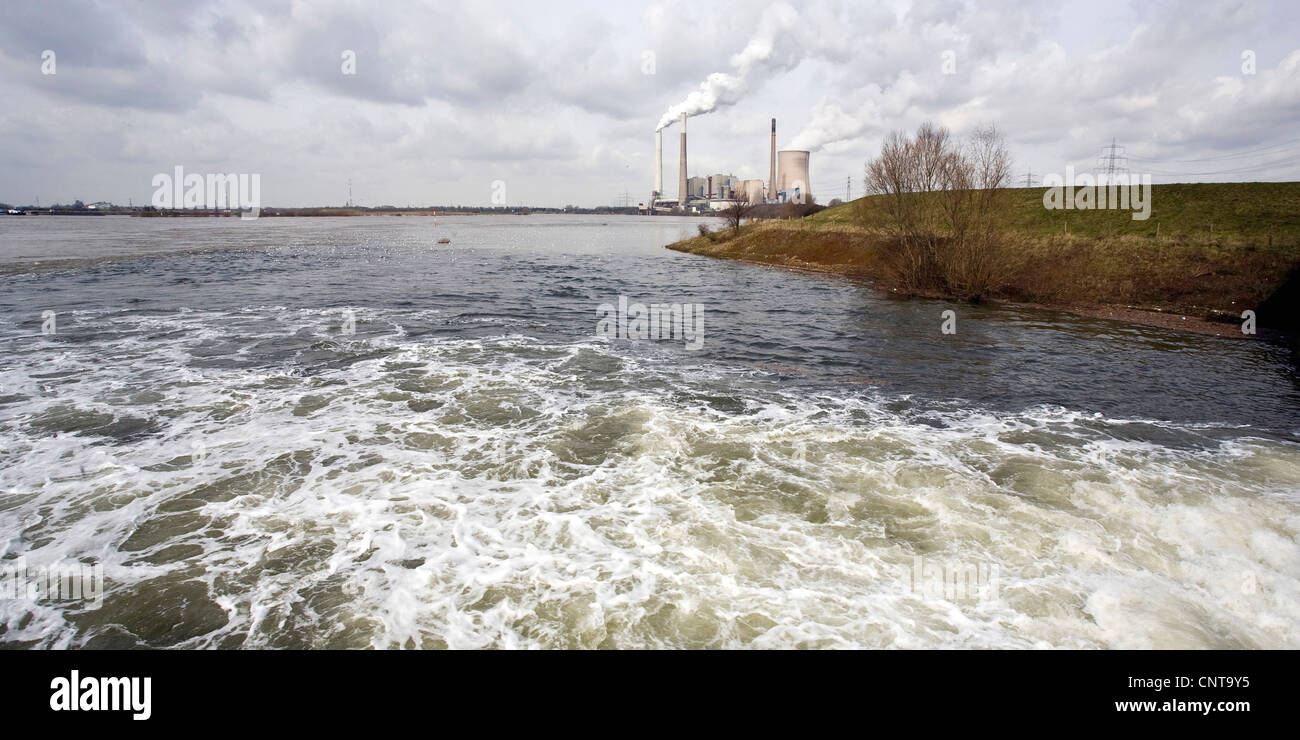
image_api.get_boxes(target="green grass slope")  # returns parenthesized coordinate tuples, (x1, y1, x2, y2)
(811, 182, 1300, 245)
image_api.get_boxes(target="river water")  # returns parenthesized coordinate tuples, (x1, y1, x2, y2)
(1, 214, 1298, 648)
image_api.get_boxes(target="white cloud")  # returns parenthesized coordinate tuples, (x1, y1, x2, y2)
(0, 0, 1297, 207)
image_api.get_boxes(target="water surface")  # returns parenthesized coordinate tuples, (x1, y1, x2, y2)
(1, 214, 1297, 648)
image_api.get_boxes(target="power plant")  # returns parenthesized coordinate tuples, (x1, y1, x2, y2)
(643, 116, 812, 213)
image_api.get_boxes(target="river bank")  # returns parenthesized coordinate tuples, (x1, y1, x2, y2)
(667, 183, 1300, 340)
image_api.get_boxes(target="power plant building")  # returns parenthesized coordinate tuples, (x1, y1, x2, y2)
(686, 176, 708, 199)
(709, 174, 738, 199)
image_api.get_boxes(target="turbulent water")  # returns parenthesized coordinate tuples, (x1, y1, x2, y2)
(1, 214, 1298, 649)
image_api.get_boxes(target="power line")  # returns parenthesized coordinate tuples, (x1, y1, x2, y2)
(1128, 137, 1300, 163)
(1137, 152, 1300, 177)
(1113, 136, 1300, 178)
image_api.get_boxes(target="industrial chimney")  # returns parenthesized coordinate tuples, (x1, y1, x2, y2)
(769, 118, 776, 203)
(654, 130, 663, 199)
(678, 113, 688, 207)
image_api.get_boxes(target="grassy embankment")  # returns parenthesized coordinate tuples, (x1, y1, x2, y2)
(667, 182, 1300, 336)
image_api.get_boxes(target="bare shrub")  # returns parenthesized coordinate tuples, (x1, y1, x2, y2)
(863, 121, 1014, 299)
(942, 125, 1015, 299)
(780, 201, 825, 220)
(719, 200, 754, 232)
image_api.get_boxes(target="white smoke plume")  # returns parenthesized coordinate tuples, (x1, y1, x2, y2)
(654, 3, 804, 131)
(786, 92, 886, 152)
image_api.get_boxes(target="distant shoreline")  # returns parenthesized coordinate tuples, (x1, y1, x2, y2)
(1, 207, 681, 218)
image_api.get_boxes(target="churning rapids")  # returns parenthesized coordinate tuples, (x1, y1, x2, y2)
(2, 215, 1298, 649)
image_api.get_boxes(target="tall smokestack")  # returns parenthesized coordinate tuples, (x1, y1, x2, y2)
(654, 130, 663, 198)
(769, 118, 776, 202)
(678, 113, 688, 207)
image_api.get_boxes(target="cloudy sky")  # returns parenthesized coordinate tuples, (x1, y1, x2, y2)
(1, 0, 1297, 208)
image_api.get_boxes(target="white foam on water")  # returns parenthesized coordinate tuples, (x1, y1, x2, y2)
(1, 309, 1299, 648)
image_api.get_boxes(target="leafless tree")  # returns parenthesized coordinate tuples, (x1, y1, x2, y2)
(944, 124, 1013, 298)
(862, 121, 1014, 298)
(718, 200, 754, 232)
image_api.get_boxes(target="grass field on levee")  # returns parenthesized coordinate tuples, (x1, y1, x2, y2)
(668, 182, 1300, 335)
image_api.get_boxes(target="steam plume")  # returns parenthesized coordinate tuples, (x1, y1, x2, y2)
(654, 3, 802, 131)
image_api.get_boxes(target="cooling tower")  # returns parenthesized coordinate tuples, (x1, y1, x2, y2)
(769, 119, 776, 199)
(678, 113, 688, 206)
(777, 150, 811, 203)
(654, 130, 663, 197)
(741, 179, 765, 204)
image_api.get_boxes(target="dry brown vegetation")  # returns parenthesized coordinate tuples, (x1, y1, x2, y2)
(862, 122, 1017, 300)
(672, 221, 876, 274)
(1005, 234, 1297, 313)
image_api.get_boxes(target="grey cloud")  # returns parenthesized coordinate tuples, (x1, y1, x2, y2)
(1, 0, 1297, 208)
